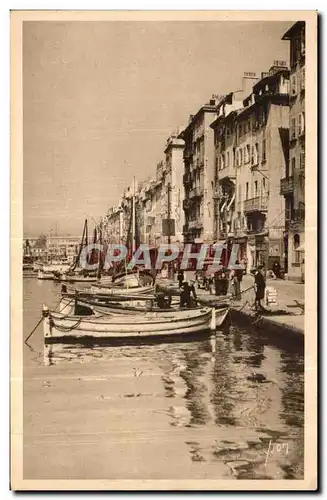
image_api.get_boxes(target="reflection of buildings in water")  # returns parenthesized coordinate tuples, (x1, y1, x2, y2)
(242, 334, 266, 369)
(278, 350, 304, 479)
(232, 329, 243, 352)
(210, 335, 238, 426)
(174, 340, 216, 427)
(279, 350, 304, 428)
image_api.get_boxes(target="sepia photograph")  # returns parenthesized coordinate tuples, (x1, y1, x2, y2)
(11, 10, 317, 490)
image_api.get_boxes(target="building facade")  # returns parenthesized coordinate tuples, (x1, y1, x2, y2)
(180, 100, 217, 243)
(282, 21, 305, 282)
(164, 133, 185, 243)
(211, 64, 290, 271)
(23, 236, 80, 260)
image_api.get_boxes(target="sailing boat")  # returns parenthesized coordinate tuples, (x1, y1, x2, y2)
(95, 178, 154, 294)
(57, 219, 98, 283)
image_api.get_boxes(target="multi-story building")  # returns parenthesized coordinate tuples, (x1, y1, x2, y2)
(210, 74, 258, 260)
(23, 235, 80, 260)
(46, 236, 80, 259)
(282, 21, 305, 281)
(211, 64, 290, 270)
(180, 99, 217, 243)
(103, 205, 124, 244)
(164, 132, 185, 243)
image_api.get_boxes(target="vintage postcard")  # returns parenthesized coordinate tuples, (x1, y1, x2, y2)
(11, 10, 317, 490)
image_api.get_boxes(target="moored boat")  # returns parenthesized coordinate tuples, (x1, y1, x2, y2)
(90, 283, 154, 296)
(59, 295, 229, 326)
(38, 270, 55, 280)
(60, 274, 98, 283)
(43, 304, 216, 342)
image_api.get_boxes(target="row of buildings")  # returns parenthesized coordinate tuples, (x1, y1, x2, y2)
(23, 235, 81, 261)
(102, 21, 305, 281)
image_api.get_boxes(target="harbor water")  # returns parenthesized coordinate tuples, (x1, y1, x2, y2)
(23, 277, 304, 480)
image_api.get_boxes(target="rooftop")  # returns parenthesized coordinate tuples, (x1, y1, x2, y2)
(282, 21, 305, 40)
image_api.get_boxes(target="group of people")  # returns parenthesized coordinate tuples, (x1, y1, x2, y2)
(175, 264, 267, 311)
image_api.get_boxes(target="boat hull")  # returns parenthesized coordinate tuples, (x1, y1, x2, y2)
(60, 274, 98, 283)
(43, 305, 215, 342)
(59, 297, 229, 328)
(38, 270, 55, 280)
(90, 284, 154, 296)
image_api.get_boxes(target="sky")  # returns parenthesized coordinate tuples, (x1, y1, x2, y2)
(23, 20, 292, 237)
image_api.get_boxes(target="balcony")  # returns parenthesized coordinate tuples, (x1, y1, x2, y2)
(189, 186, 204, 199)
(280, 176, 294, 196)
(243, 196, 268, 214)
(183, 149, 194, 161)
(218, 170, 236, 183)
(183, 199, 192, 210)
(188, 219, 203, 230)
(293, 207, 305, 221)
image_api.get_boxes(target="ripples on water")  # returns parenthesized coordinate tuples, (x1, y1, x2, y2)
(23, 278, 304, 480)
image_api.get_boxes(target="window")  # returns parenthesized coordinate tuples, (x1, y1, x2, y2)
(293, 234, 300, 249)
(262, 178, 266, 195)
(220, 154, 225, 170)
(300, 151, 305, 170)
(254, 180, 258, 197)
(246, 144, 251, 163)
(246, 182, 249, 200)
(262, 139, 266, 162)
(239, 148, 243, 166)
(299, 112, 305, 135)
(254, 143, 259, 165)
(291, 74, 297, 96)
(226, 151, 229, 167)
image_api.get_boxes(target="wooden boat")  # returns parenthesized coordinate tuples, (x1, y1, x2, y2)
(42, 304, 216, 342)
(92, 302, 230, 327)
(90, 283, 154, 296)
(59, 274, 98, 283)
(38, 270, 55, 280)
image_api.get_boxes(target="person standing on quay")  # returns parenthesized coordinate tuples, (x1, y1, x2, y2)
(253, 265, 266, 310)
(230, 260, 243, 300)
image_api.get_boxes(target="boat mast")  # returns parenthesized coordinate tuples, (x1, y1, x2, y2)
(71, 218, 87, 271)
(132, 176, 136, 254)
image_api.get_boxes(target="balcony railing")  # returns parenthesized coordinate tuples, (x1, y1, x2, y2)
(189, 186, 204, 198)
(280, 176, 294, 196)
(243, 196, 268, 214)
(188, 219, 204, 230)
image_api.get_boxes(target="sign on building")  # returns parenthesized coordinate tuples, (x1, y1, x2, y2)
(162, 219, 176, 236)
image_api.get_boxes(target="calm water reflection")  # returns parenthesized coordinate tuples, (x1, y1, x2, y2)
(23, 278, 304, 480)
